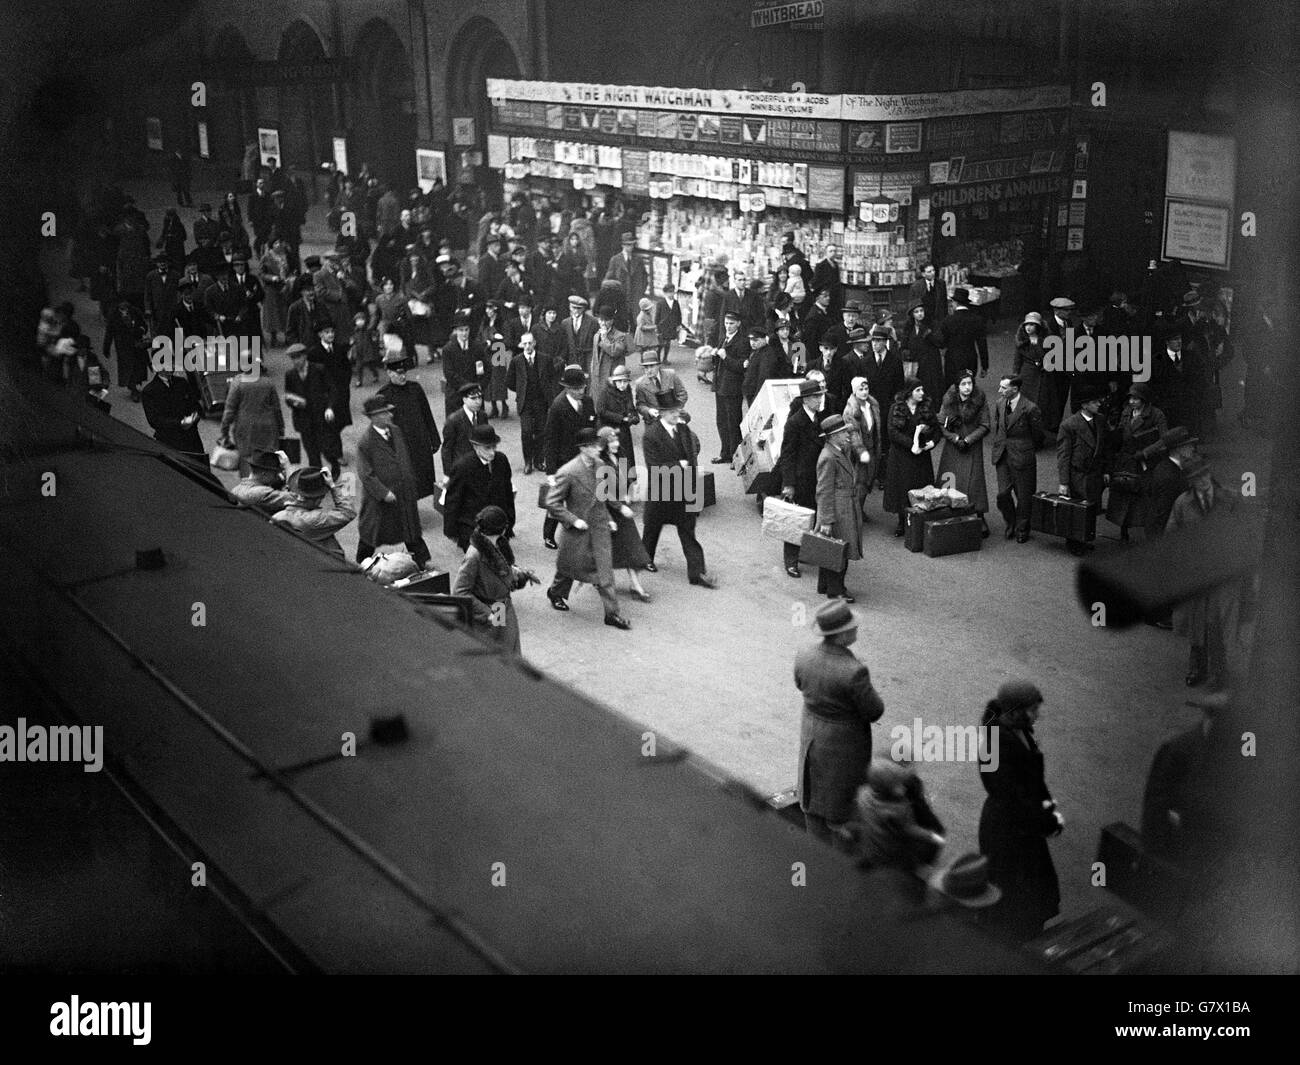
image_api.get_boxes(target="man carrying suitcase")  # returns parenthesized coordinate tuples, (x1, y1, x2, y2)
(1055, 385, 1109, 556)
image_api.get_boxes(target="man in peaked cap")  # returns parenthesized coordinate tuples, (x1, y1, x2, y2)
(376, 345, 441, 500)
(355, 394, 435, 569)
(563, 294, 598, 374)
(640, 388, 715, 588)
(794, 598, 886, 847)
(440, 381, 489, 476)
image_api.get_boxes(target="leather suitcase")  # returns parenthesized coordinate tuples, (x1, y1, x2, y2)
(904, 504, 974, 552)
(761, 497, 815, 545)
(1095, 821, 1194, 923)
(1031, 492, 1098, 541)
(392, 570, 451, 598)
(696, 470, 716, 509)
(923, 514, 983, 557)
(1025, 905, 1173, 975)
(798, 530, 849, 569)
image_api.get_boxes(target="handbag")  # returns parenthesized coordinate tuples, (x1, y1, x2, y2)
(799, 530, 849, 570)
(209, 443, 240, 470)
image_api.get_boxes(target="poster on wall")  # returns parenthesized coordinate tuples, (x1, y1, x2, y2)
(1166, 131, 1236, 203)
(885, 122, 922, 154)
(332, 136, 349, 177)
(452, 117, 476, 146)
(146, 117, 163, 151)
(257, 127, 281, 168)
(416, 148, 448, 193)
(807, 166, 845, 213)
(1163, 198, 1231, 269)
(487, 134, 510, 169)
(196, 121, 209, 159)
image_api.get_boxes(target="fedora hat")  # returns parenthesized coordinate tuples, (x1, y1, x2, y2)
(640, 347, 662, 364)
(653, 388, 683, 411)
(575, 427, 600, 447)
(1160, 426, 1198, 450)
(383, 348, 415, 368)
(247, 450, 282, 472)
(620, 232, 635, 244)
(798, 379, 827, 399)
(1181, 454, 1212, 481)
(869, 324, 892, 339)
(1181, 289, 1204, 308)
(819, 414, 852, 439)
(610, 364, 631, 381)
(288, 467, 329, 499)
(470, 423, 501, 446)
(363, 396, 396, 416)
(847, 326, 870, 345)
(927, 854, 1002, 908)
(843, 300, 863, 313)
(560, 366, 588, 388)
(813, 599, 859, 637)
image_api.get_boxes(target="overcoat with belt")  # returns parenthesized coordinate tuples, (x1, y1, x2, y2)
(815, 442, 863, 561)
(356, 423, 422, 547)
(794, 641, 885, 823)
(546, 453, 618, 588)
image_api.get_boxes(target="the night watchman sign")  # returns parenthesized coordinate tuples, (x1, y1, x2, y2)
(752, 1, 825, 30)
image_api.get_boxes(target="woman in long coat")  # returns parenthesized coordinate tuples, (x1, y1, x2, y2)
(843, 376, 881, 517)
(1013, 312, 1057, 437)
(978, 680, 1063, 941)
(258, 237, 292, 343)
(594, 365, 639, 474)
(219, 361, 285, 474)
(218, 191, 249, 250)
(1104, 382, 1167, 540)
(478, 300, 510, 418)
(901, 304, 945, 403)
(598, 427, 651, 602)
(814, 416, 863, 600)
(555, 231, 589, 300)
(452, 505, 536, 655)
(883, 379, 941, 536)
(936, 371, 992, 532)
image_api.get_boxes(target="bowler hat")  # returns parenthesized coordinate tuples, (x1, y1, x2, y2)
(248, 450, 282, 472)
(575, 427, 600, 446)
(453, 310, 473, 326)
(470, 423, 501, 446)
(1160, 426, 1198, 450)
(475, 505, 510, 535)
(1074, 383, 1107, 406)
(798, 379, 826, 399)
(458, 382, 484, 398)
(927, 854, 1002, 908)
(819, 414, 852, 438)
(289, 467, 329, 499)
(747, 326, 767, 340)
(653, 388, 683, 411)
(994, 678, 1043, 716)
(952, 288, 971, 306)
(363, 396, 396, 416)
(813, 599, 858, 637)
(560, 367, 588, 388)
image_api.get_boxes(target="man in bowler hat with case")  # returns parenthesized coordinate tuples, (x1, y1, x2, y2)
(355, 395, 435, 569)
(641, 389, 716, 589)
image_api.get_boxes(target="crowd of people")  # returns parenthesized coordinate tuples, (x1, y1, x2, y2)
(30, 167, 1259, 944)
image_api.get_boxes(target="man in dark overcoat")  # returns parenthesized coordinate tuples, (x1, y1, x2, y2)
(778, 379, 827, 578)
(1055, 385, 1109, 555)
(990, 374, 1045, 542)
(794, 600, 885, 847)
(541, 367, 598, 548)
(376, 349, 441, 499)
(141, 366, 205, 463)
(712, 310, 748, 464)
(440, 383, 489, 476)
(284, 343, 342, 477)
(935, 287, 990, 384)
(508, 330, 559, 474)
(640, 392, 715, 588)
(442, 423, 515, 550)
(355, 395, 432, 567)
(440, 312, 491, 417)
